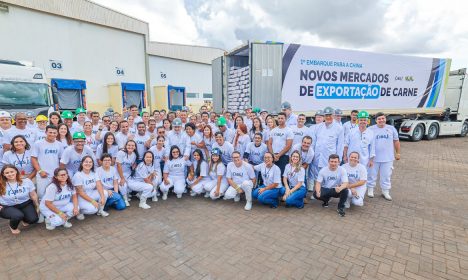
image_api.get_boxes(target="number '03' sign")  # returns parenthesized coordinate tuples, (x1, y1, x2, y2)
(116, 67, 125, 76)
(49, 60, 63, 71)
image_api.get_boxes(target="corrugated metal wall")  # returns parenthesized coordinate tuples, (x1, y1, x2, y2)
(250, 43, 283, 113)
(212, 56, 223, 112)
(148, 42, 225, 65)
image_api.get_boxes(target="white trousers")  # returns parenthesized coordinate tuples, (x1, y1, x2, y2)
(78, 189, 108, 215)
(367, 161, 393, 190)
(159, 176, 186, 195)
(187, 178, 209, 194)
(203, 179, 229, 200)
(40, 202, 74, 227)
(224, 180, 253, 201)
(347, 185, 367, 206)
(127, 179, 155, 198)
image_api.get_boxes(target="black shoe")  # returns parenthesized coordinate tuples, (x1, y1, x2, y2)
(322, 201, 329, 208)
(337, 208, 345, 217)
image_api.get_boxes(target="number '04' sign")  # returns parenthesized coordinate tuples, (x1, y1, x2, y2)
(49, 60, 63, 71)
(116, 67, 125, 76)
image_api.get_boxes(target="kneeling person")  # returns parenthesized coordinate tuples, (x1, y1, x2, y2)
(342, 152, 367, 208)
(224, 151, 256, 211)
(252, 152, 283, 208)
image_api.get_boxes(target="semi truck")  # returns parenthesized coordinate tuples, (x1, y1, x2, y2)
(0, 60, 56, 117)
(212, 42, 468, 141)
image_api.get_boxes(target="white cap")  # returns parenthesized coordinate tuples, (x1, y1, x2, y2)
(0, 111, 11, 118)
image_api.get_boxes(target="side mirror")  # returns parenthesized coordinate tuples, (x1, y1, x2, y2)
(52, 93, 59, 105)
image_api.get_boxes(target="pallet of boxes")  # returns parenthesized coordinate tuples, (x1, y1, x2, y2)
(227, 66, 250, 113)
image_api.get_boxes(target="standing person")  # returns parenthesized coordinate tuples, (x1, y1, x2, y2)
(61, 110, 75, 134)
(73, 156, 109, 219)
(233, 124, 250, 157)
(83, 121, 98, 153)
(96, 154, 127, 210)
(0, 165, 39, 234)
(39, 168, 79, 230)
(96, 132, 119, 166)
(291, 136, 314, 190)
(249, 117, 265, 142)
(334, 109, 343, 126)
(48, 112, 62, 127)
(202, 125, 214, 159)
(252, 152, 283, 208)
(267, 112, 293, 174)
(160, 146, 191, 199)
(343, 110, 359, 139)
(34, 115, 48, 142)
(149, 135, 165, 174)
(313, 154, 349, 217)
(129, 105, 142, 123)
(282, 151, 307, 208)
(72, 107, 87, 133)
(186, 149, 208, 196)
(367, 112, 401, 200)
(203, 148, 228, 199)
(115, 120, 132, 149)
(127, 151, 158, 209)
(281, 101, 298, 126)
(133, 122, 151, 162)
(0, 111, 12, 169)
(244, 132, 268, 165)
(2, 135, 35, 180)
(115, 140, 138, 205)
(162, 119, 172, 132)
(342, 152, 367, 208)
(212, 132, 234, 165)
(60, 132, 96, 176)
(343, 110, 375, 168)
(291, 114, 310, 148)
(26, 112, 36, 129)
(309, 110, 324, 140)
(3, 112, 36, 150)
(57, 123, 73, 150)
(185, 123, 204, 158)
(263, 115, 277, 144)
(164, 118, 191, 161)
(216, 117, 234, 143)
(224, 151, 256, 211)
(310, 107, 344, 184)
(90, 111, 101, 135)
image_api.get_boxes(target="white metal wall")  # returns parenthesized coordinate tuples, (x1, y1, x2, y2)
(0, 5, 147, 112)
(148, 55, 213, 97)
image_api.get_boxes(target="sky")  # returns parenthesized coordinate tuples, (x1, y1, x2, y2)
(93, 0, 468, 70)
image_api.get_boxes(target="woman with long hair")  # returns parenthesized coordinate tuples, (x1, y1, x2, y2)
(83, 121, 98, 153)
(128, 151, 158, 209)
(282, 151, 307, 208)
(186, 149, 208, 196)
(72, 156, 109, 220)
(249, 117, 264, 141)
(263, 115, 277, 144)
(149, 135, 165, 174)
(202, 148, 228, 199)
(0, 165, 39, 234)
(2, 135, 35, 180)
(57, 123, 73, 149)
(163, 118, 172, 132)
(115, 140, 138, 205)
(96, 153, 127, 210)
(96, 132, 118, 166)
(234, 115, 244, 130)
(40, 167, 79, 230)
(233, 123, 250, 157)
(95, 120, 119, 141)
(48, 112, 62, 127)
(202, 125, 214, 159)
(159, 145, 191, 199)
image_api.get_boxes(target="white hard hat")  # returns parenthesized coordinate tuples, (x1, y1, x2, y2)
(0, 111, 11, 118)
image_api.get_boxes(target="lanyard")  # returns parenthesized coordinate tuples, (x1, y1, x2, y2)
(14, 152, 26, 168)
(7, 182, 20, 203)
(264, 165, 272, 180)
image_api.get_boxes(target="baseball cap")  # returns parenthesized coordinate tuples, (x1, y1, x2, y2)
(323, 107, 334, 115)
(217, 116, 227, 127)
(172, 118, 182, 127)
(72, 131, 86, 140)
(75, 107, 86, 115)
(61, 110, 74, 119)
(281, 102, 292, 110)
(35, 115, 48, 122)
(357, 111, 369, 119)
(0, 111, 11, 118)
(211, 148, 221, 156)
(334, 109, 343, 116)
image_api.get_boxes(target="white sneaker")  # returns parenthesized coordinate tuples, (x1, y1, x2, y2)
(63, 221, 73, 228)
(310, 195, 316, 200)
(123, 195, 130, 206)
(152, 195, 158, 202)
(162, 192, 168, 200)
(190, 191, 197, 197)
(124, 200, 130, 207)
(76, 213, 85, 220)
(98, 209, 109, 217)
(234, 194, 240, 202)
(344, 197, 351, 209)
(204, 192, 210, 198)
(367, 188, 374, 198)
(46, 223, 56, 230)
(37, 214, 45, 224)
(382, 190, 392, 201)
(176, 194, 182, 199)
(244, 201, 252, 211)
(139, 201, 151, 209)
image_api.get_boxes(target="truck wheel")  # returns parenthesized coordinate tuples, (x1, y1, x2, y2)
(411, 124, 424, 141)
(458, 122, 468, 137)
(424, 123, 439, 140)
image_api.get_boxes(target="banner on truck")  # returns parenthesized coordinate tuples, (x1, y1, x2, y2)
(281, 44, 451, 111)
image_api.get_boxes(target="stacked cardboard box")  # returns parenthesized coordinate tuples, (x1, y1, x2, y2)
(227, 66, 250, 112)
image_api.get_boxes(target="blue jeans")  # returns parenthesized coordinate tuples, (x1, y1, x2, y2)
(285, 186, 307, 208)
(105, 191, 126, 211)
(252, 186, 285, 208)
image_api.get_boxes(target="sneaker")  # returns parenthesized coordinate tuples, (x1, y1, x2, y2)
(76, 213, 85, 220)
(244, 201, 252, 211)
(124, 200, 130, 207)
(37, 214, 45, 224)
(139, 202, 151, 209)
(382, 190, 392, 201)
(367, 188, 374, 198)
(234, 194, 240, 202)
(204, 192, 210, 198)
(63, 221, 73, 228)
(176, 194, 182, 199)
(322, 201, 329, 208)
(190, 191, 197, 197)
(98, 209, 109, 217)
(152, 195, 158, 202)
(46, 223, 56, 230)
(310, 195, 316, 200)
(162, 192, 168, 200)
(344, 198, 351, 209)
(337, 208, 346, 217)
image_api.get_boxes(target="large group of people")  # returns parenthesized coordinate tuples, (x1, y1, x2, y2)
(0, 102, 400, 234)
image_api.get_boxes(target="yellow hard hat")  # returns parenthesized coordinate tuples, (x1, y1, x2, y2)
(35, 115, 48, 122)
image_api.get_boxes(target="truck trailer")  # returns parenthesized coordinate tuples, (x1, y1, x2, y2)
(212, 42, 468, 141)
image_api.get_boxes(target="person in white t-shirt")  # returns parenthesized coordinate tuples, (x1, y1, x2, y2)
(127, 151, 158, 209)
(2, 135, 35, 180)
(186, 149, 209, 196)
(202, 148, 229, 199)
(160, 145, 191, 199)
(60, 132, 96, 176)
(3, 112, 36, 150)
(267, 112, 293, 174)
(96, 132, 119, 166)
(96, 154, 127, 210)
(244, 133, 268, 165)
(252, 152, 283, 208)
(39, 167, 79, 230)
(115, 120, 132, 149)
(290, 114, 310, 148)
(282, 151, 307, 208)
(342, 152, 368, 208)
(224, 151, 256, 211)
(115, 140, 138, 205)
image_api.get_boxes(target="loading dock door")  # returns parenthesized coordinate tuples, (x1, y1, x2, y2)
(51, 79, 87, 110)
(121, 83, 146, 110)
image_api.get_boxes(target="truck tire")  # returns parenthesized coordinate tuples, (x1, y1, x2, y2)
(424, 123, 439, 140)
(411, 124, 424, 142)
(458, 121, 468, 137)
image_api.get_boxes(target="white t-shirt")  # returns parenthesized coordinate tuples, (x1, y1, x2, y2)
(84, 133, 98, 152)
(370, 125, 399, 163)
(148, 146, 165, 168)
(31, 139, 63, 176)
(41, 183, 76, 207)
(34, 128, 47, 143)
(188, 133, 203, 156)
(212, 141, 234, 165)
(2, 150, 34, 175)
(72, 171, 100, 193)
(0, 178, 35, 206)
(283, 164, 305, 189)
(191, 160, 208, 179)
(116, 150, 137, 178)
(132, 162, 156, 182)
(134, 133, 150, 160)
(233, 134, 251, 157)
(3, 127, 36, 144)
(291, 125, 310, 147)
(163, 157, 190, 178)
(317, 166, 348, 189)
(269, 126, 294, 154)
(115, 132, 131, 149)
(343, 163, 367, 186)
(226, 162, 255, 185)
(254, 163, 282, 188)
(96, 166, 119, 190)
(208, 162, 227, 183)
(60, 146, 95, 176)
(95, 144, 119, 161)
(291, 143, 314, 165)
(244, 142, 268, 165)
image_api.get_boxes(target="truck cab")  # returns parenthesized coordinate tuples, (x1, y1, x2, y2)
(0, 60, 55, 117)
